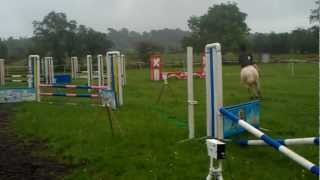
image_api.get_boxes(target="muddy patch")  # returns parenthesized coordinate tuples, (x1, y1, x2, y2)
(0, 111, 69, 180)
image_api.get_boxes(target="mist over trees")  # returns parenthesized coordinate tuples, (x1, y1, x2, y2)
(0, 1, 318, 63)
(107, 28, 190, 52)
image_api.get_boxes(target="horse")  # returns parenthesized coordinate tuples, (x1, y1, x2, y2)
(240, 65, 261, 99)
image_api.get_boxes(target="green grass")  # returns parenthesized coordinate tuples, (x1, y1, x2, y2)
(5, 63, 319, 180)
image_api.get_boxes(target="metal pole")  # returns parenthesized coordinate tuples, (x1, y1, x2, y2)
(187, 47, 195, 139)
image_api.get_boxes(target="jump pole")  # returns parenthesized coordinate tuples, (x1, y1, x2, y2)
(121, 54, 126, 86)
(44, 57, 54, 84)
(27, 56, 34, 88)
(44, 57, 49, 84)
(87, 55, 93, 87)
(0, 59, 5, 86)
(30, 55, 41, 102)
(97, 54, 104, 86)
(107, 51, 123, 106)
(50, 57, 54, 84)
(187, 47, 196, 139)
(205, 43, 223, 180)
(237, 137, 320, 146)
(220, 108, 319, 175)
(71, 56, 78, 80)
(205, 43, 223, 138)
(205, 43, 319, 176)
(106, 53, 112, 89)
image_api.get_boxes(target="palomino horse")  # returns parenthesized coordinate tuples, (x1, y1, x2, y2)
(240, 65, 261, 98)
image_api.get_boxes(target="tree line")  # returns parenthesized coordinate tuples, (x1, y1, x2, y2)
(0, 1, 318, 64)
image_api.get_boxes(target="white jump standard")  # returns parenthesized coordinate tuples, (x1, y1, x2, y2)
(71, 56, 79, 80)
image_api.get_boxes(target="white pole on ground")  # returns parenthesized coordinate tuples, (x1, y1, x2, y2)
(187, 46, 195, 139)
(238, 137, 319, 146)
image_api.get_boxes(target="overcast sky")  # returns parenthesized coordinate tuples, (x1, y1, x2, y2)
(0, 0, 316, 38)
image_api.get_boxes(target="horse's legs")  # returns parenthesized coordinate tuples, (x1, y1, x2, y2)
(252, 82, 262, 99)
(256, 81, 262, 97)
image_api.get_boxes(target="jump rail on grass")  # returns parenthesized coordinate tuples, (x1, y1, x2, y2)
(205, 43, 319, 178)
(39, 84, 109, 90)
(40, 92, 99, 98)
(150, 54, 205, 81)
(237, 137, 320, 146)
(220, 108, 319, 175)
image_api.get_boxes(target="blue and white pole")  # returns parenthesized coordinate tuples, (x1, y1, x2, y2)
(205, 43, 223, 139)
(237, 137, 320, 146)
(205, 43, 224, 180)
(220, 108, 319, 175)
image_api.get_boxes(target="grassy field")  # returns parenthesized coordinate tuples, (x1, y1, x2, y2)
(2, 63, 319, 179)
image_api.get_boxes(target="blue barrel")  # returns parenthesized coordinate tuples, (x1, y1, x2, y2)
(54, 74, 71, 84)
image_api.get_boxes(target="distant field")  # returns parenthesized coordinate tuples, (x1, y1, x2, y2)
(2, 63, 319, 179)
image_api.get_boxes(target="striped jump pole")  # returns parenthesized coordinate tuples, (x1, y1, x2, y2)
(40, 92, 99, 98)
(220, 108, 319, 175)
(39, 84, 109, 90)
(237, 137, 320, 146)
(6, 80, 28, 83)
(0, 59, 5, 86)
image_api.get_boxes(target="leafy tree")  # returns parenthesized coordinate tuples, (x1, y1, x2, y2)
(32, 11, 78, 64)
(135, 41, 164, 63)
(182, 2, 249, 52)
(75, 25, 113, 56)
(310, 0, 320, 24)
(32, 11, 113, 64)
